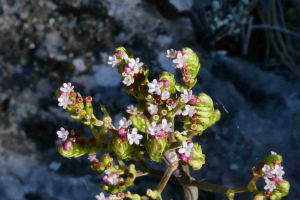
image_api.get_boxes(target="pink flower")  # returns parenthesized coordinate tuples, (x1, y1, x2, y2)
(88, 154, 96, 162)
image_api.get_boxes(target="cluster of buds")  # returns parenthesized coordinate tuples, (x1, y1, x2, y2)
(145, 119, 172, 162)
(166, 48, 200, 90)
(108, 47, 149, 100)
(257, 152, 289, 199)
(108, 118, 143, 160)
(180, 90, 221, 135)
(56, 83, 102, 126)
(89, 153, 115, 173)
(57, 128, 92, 158)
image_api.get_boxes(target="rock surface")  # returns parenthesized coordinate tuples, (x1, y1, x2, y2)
(0, 0, 299, 200)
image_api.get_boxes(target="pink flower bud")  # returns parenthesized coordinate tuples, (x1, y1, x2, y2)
(104, 153, 109, 157)
(121, 135, 127, 141)
(118, 50, 124, 55)
(176, 50, 181, 55)
(182, 66, 190, 74)
(124, 67, 131, 73)
(118, 128, 126, 135)
(274, 162, 281, 166)
(103, 176, 108, 181)
(183, 75, 191, 83)
(274, 177, 281, 185)
(158, 78, 162, 82)
(164, 80, 170, 86)
(62, 141, 73, 150)
(181, 155, 188, 162)
(189, 97, 197, 104)
(108, 162, 113, 167)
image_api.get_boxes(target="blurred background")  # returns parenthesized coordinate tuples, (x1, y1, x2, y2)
(1, 0, 300, 199)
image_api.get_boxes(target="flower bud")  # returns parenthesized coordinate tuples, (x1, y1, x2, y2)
(70, 92, 77, 98)
(253, 194, 267, 200)
(103, 116, 112, 125)
(77, 97, 84, 103)
(145, 137, 170, 162)
(277, 180, 290, 197)
(189, 142, 205, 170)
(85, 96, 93, 103)
(75, 107, 82, 115)
(85, 114, 91, 120)
(151, 114, 160, 122)
(166, 98, 174, 106)
(182, 47, 201, 80)
(182, 75, 191, 83)
(109, 136, 135, 160)
(161, 109, 168, 116)
(58, 137, 91, 158)
(159, 72, 176, 94)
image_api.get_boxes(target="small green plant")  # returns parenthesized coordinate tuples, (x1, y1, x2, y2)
(55, 47, 290, 200)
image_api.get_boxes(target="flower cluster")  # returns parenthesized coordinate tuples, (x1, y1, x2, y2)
(118, 117, 143, 145)
(262, 163, 285, 193)
(56, 128, 95, 158)
(108, 48, 147, 96)
(147, 119, 172, 139)
(57, 82, 74, 109)
(54, 47, 290, 200)
(103, 169, 120, 186)
(178, 141, 195, 162)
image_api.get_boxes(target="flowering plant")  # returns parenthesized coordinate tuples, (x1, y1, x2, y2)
(55, 47, 290, 200)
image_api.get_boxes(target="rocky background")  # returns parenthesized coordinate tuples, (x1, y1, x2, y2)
(1, 0, 300, 200)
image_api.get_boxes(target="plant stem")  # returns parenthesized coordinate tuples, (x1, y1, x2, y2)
(231, 186, 249, 193)
(156, 164, 178, 194)
(190, 180, 229, 194)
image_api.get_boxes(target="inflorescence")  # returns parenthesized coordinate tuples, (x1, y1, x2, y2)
(55, 47, 290, 200)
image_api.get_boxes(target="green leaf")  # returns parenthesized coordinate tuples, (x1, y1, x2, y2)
(90, 125, 99, 138)
(98, 102, 109, 117)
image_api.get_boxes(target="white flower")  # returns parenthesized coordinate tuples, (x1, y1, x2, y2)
(88, 154, 96, 162)
(107, 173, 119, 185)
(119, 117, 132, 128)
(178, 141, 195, 157)
(108, 195, 118, 200)
(58, 95, 72, 109)
(128, 57, 144, 74)
(264, 179, 276, 192)
(148, 122, 162, 136)
(108, 55, 119, 68)
(147, 104, 158, 115)
(56, 127, 69, 141)
(127, 105, 137, 111)
(182, 105, 197, 117)
(122, 75, 134, 86)
(166, 49, 177, 59)
(148, 79, 163, 95)
(181, 131, 187, 136)
(169, 152, 178, 163)
(127, 128, 143, 145)
(95, 192, 109, 200)
(60, 82, 74, 94)
(173, 51, 188, 69)
(121, 53, 128, 60)
(273, 165, 285, 179)
(161, 119, 172, 132)
(262, 164, 273, 179)
(104, 169, 111, 175)
(161, 90, 170, 100)
(181, 89, 193, 103)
